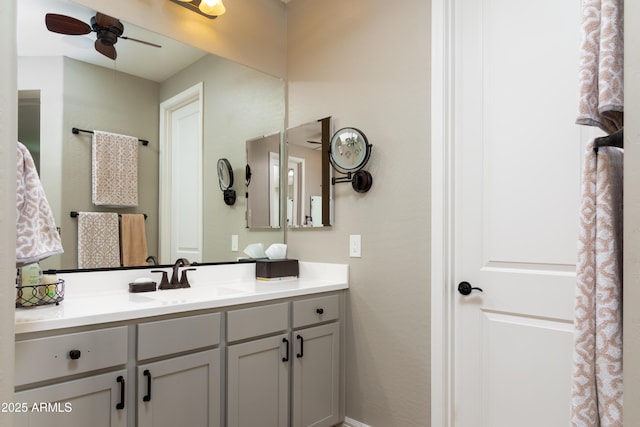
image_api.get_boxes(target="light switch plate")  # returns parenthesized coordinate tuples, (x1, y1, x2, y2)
(349, 235, 361, 258)
(231, 235, 239, 252)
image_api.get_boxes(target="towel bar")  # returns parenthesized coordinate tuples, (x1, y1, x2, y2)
(70, 211, 147, 219)
(72, 127, 149, 146)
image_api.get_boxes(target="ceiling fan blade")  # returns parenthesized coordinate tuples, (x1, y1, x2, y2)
(94, 12, 120, 28)
(120, 36, 162, 48)
(94, 40, 117, 60)
(45, 13, 91, 35)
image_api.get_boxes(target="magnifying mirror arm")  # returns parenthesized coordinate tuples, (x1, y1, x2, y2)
(332, 173, 356, 184)
(331, 170, 373, 193)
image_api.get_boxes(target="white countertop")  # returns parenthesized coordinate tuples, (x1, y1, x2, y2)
(15, 262, 348, 335)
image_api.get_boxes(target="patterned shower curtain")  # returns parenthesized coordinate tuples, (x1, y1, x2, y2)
(571, 0, 623, 426)
(571, 142, 623, 427)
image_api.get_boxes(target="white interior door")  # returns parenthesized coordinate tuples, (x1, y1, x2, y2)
(434, 0, 597, 425)
(159, 83, 203, 263)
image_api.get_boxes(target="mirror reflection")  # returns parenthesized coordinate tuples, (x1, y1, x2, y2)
(17, 0, 285, 270)
(246, 133, 282, 229)
(286, 117, 334, 228)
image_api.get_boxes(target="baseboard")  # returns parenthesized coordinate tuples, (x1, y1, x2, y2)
(342, 417, 372, 427)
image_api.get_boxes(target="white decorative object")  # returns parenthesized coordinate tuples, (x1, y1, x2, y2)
(265, 244, 287, 260)
(243, 243, 266, 259)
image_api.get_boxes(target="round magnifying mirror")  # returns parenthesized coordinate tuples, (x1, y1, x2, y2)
(217, 158, 234, 190)
(329, 127, 372, 173)
(217, 158, 236, 205)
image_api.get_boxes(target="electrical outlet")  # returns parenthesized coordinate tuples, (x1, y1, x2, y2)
(231, 235, 239, 252)
(349, 235, 362, 258)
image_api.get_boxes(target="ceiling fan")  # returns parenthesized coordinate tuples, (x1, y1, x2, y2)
(45, 12, 161, 60)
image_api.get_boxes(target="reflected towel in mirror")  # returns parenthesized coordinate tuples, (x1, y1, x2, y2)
(77, 212, 120, 269)
(16, 142, 64, 266)
(120, 214, 149, 267)
(92, 130, 139, 207)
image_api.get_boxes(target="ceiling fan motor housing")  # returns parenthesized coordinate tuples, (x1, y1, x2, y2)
(91, 16, 123, 46)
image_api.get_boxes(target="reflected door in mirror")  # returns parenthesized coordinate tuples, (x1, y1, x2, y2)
(246, 133, 282, 229)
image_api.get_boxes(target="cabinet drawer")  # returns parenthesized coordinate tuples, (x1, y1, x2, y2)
(227, 302, 289, 342)
(138, 312, 221, 360)
(15, 326, 128, 386)
(293, 294, 340, 329)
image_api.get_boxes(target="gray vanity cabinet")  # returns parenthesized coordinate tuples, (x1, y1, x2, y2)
(136, 313, 222, 427)
(14, 290, 344, 427)
(227, 334, 290, 427)
(226, 295, 342, 427)
(226, 302, 290, 427)
(137, 350, 221, 427)
(292, 295, 341, 427)
(13, 326, 129, 427)
(13, 370, 128, 427)
(292, 323, 340, 427)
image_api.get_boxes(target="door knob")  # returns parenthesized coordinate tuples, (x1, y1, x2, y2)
(458, 281, 483, 295)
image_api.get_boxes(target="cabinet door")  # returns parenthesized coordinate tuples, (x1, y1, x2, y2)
(14, 370, 127, 427)
(138, 349, 221, 427)
(293, 323, 340, 427)
(227, 334, 290, 427)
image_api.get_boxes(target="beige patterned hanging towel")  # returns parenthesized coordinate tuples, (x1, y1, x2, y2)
(576, 0, 624, 134)
(571, 141, 623, 427)
(92, 130, 139, 207)
(77, 212, 121, 269)
(16, 142, 64, 266)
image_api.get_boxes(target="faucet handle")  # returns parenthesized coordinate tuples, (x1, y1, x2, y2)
(180, 268, 196, 288)
(151, 270, 170, 290)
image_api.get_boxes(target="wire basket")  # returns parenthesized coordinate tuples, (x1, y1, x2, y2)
(16, 279, 65, 308)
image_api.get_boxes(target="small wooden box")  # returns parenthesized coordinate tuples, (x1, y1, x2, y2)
(255, 259, 299, 280)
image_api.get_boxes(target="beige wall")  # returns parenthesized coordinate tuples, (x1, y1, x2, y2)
(286, 0, 431, 425)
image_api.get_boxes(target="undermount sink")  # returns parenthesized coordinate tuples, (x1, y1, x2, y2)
(127, 286, 249, 304)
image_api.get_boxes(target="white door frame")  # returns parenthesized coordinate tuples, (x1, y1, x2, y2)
(287, 155, 306, 226)
(430, 0, 455, 426)
(158, 82, 204, 263)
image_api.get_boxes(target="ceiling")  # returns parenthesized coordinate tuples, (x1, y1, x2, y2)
(17, 0, 208, 82)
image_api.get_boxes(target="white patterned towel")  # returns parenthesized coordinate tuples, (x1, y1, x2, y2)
(77, 212, 121, 269)
(92, 130, 139, 207)
(571, 141, 623, 427)
(576, 0, 624, 133)
(15, 142, 64, 266)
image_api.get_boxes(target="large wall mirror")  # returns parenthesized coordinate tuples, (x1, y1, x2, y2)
(17, 0, 285, 270)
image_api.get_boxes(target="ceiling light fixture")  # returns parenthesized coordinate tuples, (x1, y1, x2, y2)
(169, 0, 226, 19)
